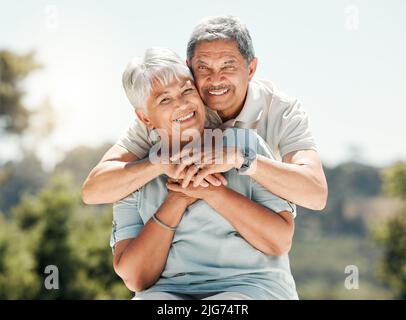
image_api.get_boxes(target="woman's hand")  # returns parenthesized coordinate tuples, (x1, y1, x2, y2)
(166, 178, 226, 201)
(166, 178, 199, 206)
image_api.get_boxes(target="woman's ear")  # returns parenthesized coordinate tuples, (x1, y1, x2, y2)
(135, 110, 154, 129)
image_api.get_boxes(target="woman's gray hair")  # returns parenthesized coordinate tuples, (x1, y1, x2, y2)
(186, 15, 255, 64)
(122, 47, 193, 111)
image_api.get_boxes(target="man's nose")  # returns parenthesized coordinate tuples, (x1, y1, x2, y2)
(207, 71, 225, 86)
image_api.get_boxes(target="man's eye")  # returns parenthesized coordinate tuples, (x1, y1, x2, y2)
(160, 98, 171, 104)
(223, 65, 235, 70)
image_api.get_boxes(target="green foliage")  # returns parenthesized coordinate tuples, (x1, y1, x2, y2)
(374, 162, 406, 299)
(0, 50, 41, 134)
(374, 210, 406, 299)
(0, 215, 40, 299)
(297, 162, 382, 237)
(382, 162, 406, 200)
(1, 173, 131, 299)
(54, 143, 112, 186)
(290, 234, 393, 299)
(0, 152, 49, 214)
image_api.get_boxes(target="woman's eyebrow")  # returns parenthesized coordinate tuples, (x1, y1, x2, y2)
(153, 91, 169, 99)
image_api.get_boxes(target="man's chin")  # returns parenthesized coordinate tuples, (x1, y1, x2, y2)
(204, 102, 230, 112)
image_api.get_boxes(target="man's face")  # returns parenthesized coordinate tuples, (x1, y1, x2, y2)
(189, 40, 257, 119)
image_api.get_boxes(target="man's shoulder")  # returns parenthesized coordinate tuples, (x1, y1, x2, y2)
(253, 78, 297, 105)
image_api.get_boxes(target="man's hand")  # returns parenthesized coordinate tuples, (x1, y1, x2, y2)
(170, 146, 243, 188)
(166, 178, 226, 201)
(160, 162, 228, 188)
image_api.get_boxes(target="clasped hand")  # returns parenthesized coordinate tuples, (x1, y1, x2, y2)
(162, 145, 244, 189)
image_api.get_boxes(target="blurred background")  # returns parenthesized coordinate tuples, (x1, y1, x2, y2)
(1, 0, 405, 299)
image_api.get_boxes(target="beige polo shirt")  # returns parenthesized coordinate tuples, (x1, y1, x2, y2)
(117, 78, 317, 161)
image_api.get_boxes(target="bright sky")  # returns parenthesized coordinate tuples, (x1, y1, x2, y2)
(1, 0, 405, 168)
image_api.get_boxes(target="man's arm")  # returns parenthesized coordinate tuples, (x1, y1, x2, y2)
(249, 149, 328, 210)
(82, 144, 163, 204)
(177, 146, 328, 211)
(82, 144, 224, 205)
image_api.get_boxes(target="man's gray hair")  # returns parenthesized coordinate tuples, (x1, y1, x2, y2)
(186, 15, 255, 64)
(122, 47, 192, 111)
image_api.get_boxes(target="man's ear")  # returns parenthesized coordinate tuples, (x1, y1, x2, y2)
(248, 57, 258, 81)
(135, 110, 154, 129)
(186, 59, 191, 68)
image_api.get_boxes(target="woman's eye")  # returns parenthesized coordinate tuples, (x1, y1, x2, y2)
(183, 88, 194, 94)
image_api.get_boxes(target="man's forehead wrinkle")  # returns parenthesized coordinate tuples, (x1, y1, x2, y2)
(194, 53, 240, 66)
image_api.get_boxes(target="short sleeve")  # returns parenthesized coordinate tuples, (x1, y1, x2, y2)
(251, 180, 296, 218)
(110, 191, 144, 250)
(269, 98, 317, 158)
(116, 118, 153, 159)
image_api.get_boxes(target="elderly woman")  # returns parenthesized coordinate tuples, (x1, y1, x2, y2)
(110, 47, 298, 300)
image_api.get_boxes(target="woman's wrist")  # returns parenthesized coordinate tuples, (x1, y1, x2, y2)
(201, 184, 227, 202)
(155, 195, 187, 229)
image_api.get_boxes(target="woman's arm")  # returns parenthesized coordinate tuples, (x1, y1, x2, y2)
(113, 192, 194, 292)
(166, 182, 294, 256)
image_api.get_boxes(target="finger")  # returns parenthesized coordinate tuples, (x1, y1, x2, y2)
(182, 165, 200, 188)
(213, 173, 228, 186)
(203, 174, 221, 187)
(193, 167, 215, 187)
(199, 180, 210, 187)
(181, 152, 203, 166)
(166, 182, 182, 192)
(174, 163, 189, 178)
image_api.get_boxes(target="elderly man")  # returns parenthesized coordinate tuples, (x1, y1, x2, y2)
(82, 15, 327, 211)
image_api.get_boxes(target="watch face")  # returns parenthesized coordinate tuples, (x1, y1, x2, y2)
(241, 147, 256, 169)
(245, 147, 257, 161)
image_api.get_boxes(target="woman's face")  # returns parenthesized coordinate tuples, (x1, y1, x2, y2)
(137, 76, 206, 143)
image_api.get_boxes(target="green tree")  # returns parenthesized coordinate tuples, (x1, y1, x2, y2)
(0, 50, 40, 134)
(0, 215, 40, 299)
(10, 173, 130, 299)
(0, 152, 49, 214)
(375, 162, 406, 298)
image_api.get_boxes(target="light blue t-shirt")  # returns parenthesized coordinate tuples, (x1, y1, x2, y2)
(110, 128, 298, 300)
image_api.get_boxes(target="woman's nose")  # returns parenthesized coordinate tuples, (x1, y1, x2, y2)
(174, 96, 190, 111)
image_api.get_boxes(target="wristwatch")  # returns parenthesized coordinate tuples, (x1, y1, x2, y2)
(237, 146, 257, 175)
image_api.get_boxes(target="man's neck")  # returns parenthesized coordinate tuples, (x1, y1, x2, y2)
(217, 90, 249, 122)
(218, 104, 243, 123)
